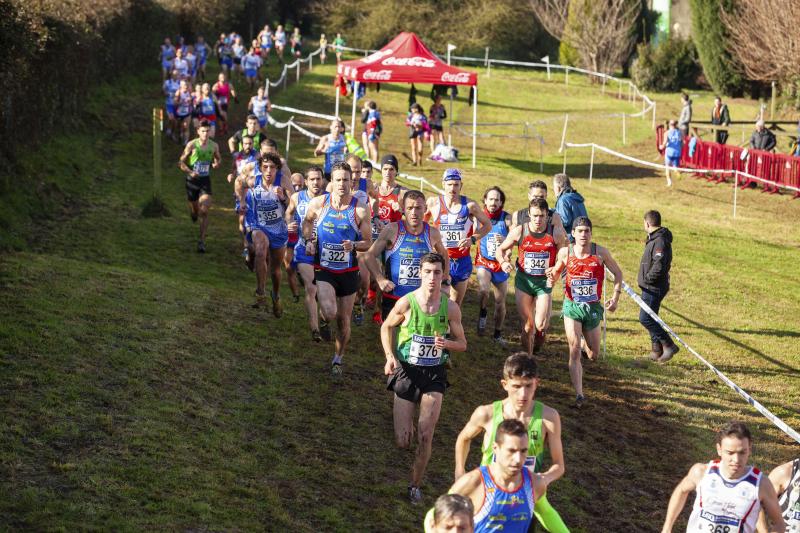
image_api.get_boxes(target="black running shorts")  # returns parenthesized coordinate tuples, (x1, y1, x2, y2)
(186, 175, 212, 202)
(314, 268, 360, 297)
(387, 361, 448, 403)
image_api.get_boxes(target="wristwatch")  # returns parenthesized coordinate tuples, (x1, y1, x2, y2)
(470, 235, 477, 245)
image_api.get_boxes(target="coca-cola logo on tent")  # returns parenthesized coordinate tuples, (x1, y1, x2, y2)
(441, 72, 471, 83)
(363, 70, 392, 81)
(362, 49, 393, 65)
(382, 56, 436, 68)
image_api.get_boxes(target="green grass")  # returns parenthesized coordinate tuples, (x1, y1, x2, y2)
(1, 53, 799, 532)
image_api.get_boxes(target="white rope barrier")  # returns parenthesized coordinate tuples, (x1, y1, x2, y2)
(270, 104, 337, 122)
(615, 279, 800, 444)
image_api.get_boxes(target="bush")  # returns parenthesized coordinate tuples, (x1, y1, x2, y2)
(689, 0, 744, 96)
(631, 37, 700, 92)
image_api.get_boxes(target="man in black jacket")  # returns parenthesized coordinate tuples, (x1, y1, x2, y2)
(638, 210, 679, 363)
(749, 119, 777, 152)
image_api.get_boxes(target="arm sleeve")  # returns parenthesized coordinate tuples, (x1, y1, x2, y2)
(644, 238, 669, 284)
(766, 133, 776, 152)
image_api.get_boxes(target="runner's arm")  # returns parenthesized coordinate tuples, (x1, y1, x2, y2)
(661, 463, 705, 533)
(428, 228, 451, 285)
(551, 213, 567, 249)
(444, 301, 467, 352)
(758, 462, 792, 533)
(454, 406, 490, 481)
(599, 246, 623, 312)
(381, 298, 410, 375)
(541, 408, 565, 484)
(759, 477, 787, 533)
(469, 201, 493, 241)
(313, 136, 327, 157)
(227, 132, 238, 154)
(365, 224, 395, 289)
(178, 143, 195, 175)
(447, 469, 484, 513)
(284, 193, 299, 231)
(354, 202, 373, 252)
(546, 247, 568, 283)
(497, 225, 522, 273)
(301, 198, 322, 253)
(212, 143, 221, 169)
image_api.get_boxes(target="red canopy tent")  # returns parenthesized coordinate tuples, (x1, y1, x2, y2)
(335, 32, 479, 167)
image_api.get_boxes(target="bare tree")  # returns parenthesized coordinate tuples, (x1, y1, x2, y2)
(529, 0, 640, 74)
(720, 0, 800, 85)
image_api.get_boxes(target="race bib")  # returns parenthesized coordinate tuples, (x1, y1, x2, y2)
(320, 242, 348, 269)
(486, 235, 501, 259)
(698, 510, 741, 533)
(330, 152, 345, 164)
(570, 278, 598, 303)
(256, 202, 281, 225)
(441, 224, 465, 248)
(218, 96, 228, 105)
(523, 251, 549, 276)
(193, 161, 210, 176)
(397, 258, 421, 287)
(408, 334, 441, 366)
(371, 219, 380, 240)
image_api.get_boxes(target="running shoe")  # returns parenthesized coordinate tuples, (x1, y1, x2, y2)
(365, 289, 376, 309)
(197, 240, 206, 253)
(271, 294, 282, 318)
(292, 293, 300, 304)
(319, 320, 332, 341)
(311, 330, 322, 343)
(191, 212, 198, 223)
(353, 302, 364, 325)
(408, 485, 423, 505)
(477, 315, 487, 336)
(492, 335, 508, 348)
(533, 330, 546, 353)
(372, 311, 383, 325)
(331, 362, 343, 377)
(575, 394, 587, 409)
(252, 291, 268, 309)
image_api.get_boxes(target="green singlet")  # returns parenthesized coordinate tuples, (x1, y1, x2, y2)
(481, 400, 545, 471)
(396, 293, 450, 366)
(189, 140, 214, 177)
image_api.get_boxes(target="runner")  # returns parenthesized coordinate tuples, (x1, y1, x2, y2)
(374, 155, 408, 323)
(313, 119, 348, 180)
(545, 216, 623, 407)
(173, 79, 194, 145)
(474, 186, 510, 344)
(286, 166, 326, 341)
(231, 35, 246, 81)
(454, 353, 568, 533)
(319, 33, 328, 64)
(290, 27, 302, 58)
(248, 86, 272, 130)
(229, 115, 264, 155)
(184, 46, 197, 83)
(662, 421, 785, 533)
(429, 94, 447, 152)
(366, 190, 450, 321)
(408, 103, 428, 166)
(426, 168, 492, 306)
(381, 252, 467, 504)
(497, 197, 565, 355)
(236, 153, 289, 316)
(283, 171, 305, 302)
(361, 100, 382, 162)
(301, 161, 372, 376)
(178, 120, 221, 253)
(194, 36, 208, 81)
(334, 33, 346, 63)
(257, 25, 273, 64)
(289, 172, 304, 193)
(511, 180, 567, 246)
(162, 69, 181, 140)
(758, 458, 800, 532)
(171, 47, 189, 80)
(242, 46, 263, 90)
(196, 83, 219, 138)
(258, 138, 291, 190)
(447, 419, 550, 531)
(212, 72, 236, 136)
(423, 494, 474, 533)
(274, 25, 287, 61)
(160, 37, 176, 81)
(227, 135, 258, 262)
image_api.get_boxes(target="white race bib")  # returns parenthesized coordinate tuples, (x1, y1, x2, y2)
(698, 510, 741, 533)
(523, 251, 549, 276)
(408, 334, 441, 366)
(570, 278, 598, 303)
(441, 224, 465, 248)
(486, 235, 500, 259)
(397, 258, 421, 287)
(320, 242, 348, 269)
(193, 161, 210, 176)
(256, 202, 281, 225)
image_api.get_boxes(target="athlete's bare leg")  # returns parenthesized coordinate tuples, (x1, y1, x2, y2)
(450, 280, 468, 306)
(393, 395, 416, 449)
(476, 268, 492, 317)
(252, 230, 269, 295)
(564, 317, 590, 397)
(284, 249, 299, 299)
(583, 322, 602, 360)
(268, 246, 284, 298)
(516, 289, 535, 356)
(297, 264, 319, 331)
(411, 392, 443, 487)
(534, 293, 553, 333)
(198, 193, 212, 242)
(492, 279, 508, 333)
(334, 292, 357, 357)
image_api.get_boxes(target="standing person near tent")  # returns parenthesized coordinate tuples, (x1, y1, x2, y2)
(711, 95, 731, 145)
(407, 103, 428, 167)
(248, 86, 271, 130)
(361, 100, 382, 163)
(426, 168, 492, 306)
(319, 33, 328, 64)
(381, 252, 467, 504)
(334, 33, 346, 62)
(553, 173, 587, 240)
(286, 166, 327, 342)
(474, 186, 511, 344)
(662, 421, 785, 533)
(546, 216, 623, 408)
(314, 119, 348, 180)
(429, 95, 447, 152)
(302, 161, 372, 376)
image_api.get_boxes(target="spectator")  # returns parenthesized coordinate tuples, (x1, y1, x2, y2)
(749, 119, 776, 152)
(711, 96, 731, 144)
(659, 119, 683, 187)
(637, 210, 678, 363)
(553, 173, 587, 238)
(678, 93, 692, 134)
(791, 120, 800, 157)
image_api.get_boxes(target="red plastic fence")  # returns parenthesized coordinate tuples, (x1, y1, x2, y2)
(658, 131, 800, 197)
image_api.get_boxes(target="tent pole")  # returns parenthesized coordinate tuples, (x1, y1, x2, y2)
(472, 85, 477, 169)
(350, 81, 359, 134)
(335, 86, 340, 118)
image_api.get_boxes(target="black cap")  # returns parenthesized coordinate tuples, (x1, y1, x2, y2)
(380, 154, 399, 171)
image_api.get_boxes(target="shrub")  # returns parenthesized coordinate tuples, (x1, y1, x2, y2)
(689, 0, 744, 96)
(631, 37, 700, 92)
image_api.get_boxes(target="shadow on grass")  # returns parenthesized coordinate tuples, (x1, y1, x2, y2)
(496, 157, 656, 180)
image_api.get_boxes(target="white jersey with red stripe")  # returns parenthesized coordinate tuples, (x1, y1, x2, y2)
(687, 460, 762, 533)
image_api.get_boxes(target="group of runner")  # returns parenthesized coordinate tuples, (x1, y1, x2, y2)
(166, 37, 796, 532)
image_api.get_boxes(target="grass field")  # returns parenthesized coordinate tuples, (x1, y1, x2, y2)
(1, 52, 799, 532)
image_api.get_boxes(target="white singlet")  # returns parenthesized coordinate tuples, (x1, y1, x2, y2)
(686, 460, 762, 533)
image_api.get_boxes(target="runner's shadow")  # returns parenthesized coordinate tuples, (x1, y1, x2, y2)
(661, 304, 800, 374)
